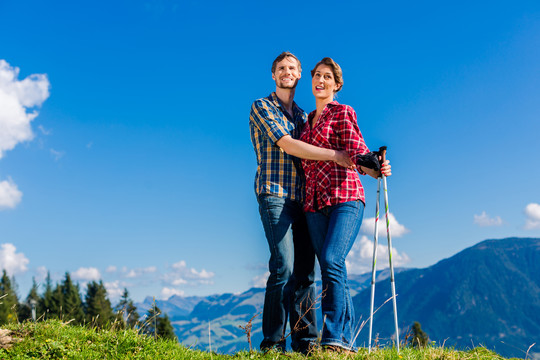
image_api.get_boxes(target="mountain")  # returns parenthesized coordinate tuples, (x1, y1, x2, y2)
(157, 237, 539, 358)
(171, 287, 265, 353)
(352, 237, 540, 358)
(165, 272, 394, 353)
(137, 294, 204, 319)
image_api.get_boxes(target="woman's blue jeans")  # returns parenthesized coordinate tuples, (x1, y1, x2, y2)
(306, 200, 364, 351)
(258, 194, 318, 352)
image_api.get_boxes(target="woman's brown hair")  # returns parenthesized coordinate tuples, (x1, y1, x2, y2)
(311, 57, 343, 93)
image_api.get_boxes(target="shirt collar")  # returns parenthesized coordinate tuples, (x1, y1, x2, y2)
(328, 100, 340, 106)
(308, 100, 340, 119)
(269, 92, 304, 119)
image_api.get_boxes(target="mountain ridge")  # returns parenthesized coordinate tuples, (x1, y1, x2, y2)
(146, 237, 540, 358)
(352, 237, 540, 358)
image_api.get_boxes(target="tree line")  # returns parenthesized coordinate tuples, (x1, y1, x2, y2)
(0, 270, 176, 340)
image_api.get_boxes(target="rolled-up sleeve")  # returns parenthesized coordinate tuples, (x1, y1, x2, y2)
(335, 106, 370, 167)
(250, 99, 289, 145)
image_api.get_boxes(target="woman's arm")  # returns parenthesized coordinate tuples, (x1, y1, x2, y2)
(334, 106, 392, 177)
(360, 160, 391, 179)
(276, 134, 355, 168)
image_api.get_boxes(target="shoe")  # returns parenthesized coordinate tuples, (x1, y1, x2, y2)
(295, 342, 319, 355)
(260, 342, 286, 353)
(323, 345, 356, 355)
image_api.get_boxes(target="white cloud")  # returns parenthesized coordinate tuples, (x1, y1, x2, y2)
(121, 266, 157, 279)
(171, 277, 187, 286)
(73, 267, 101, 281)
(0, 243, 29, 275)
(106, 265, 117, 273)
(105, 281, 125, 300)
(0, 178, 22, 210)
(474, 211, 503, 227)
(163, 260, 215, 286)
(161, 287, 185, 300)
(0, 59, 50, 158)
(251, 271, 269, 288)
(0, 59, 50, 210)
(360, 212, 409, 238)
(346, 235, 411, 275)
(524, 203, 540, 230)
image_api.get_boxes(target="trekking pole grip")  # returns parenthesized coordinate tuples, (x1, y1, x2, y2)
(378, 146, 387, 164)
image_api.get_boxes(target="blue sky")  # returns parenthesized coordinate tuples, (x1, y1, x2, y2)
(1, 0, 539, 302)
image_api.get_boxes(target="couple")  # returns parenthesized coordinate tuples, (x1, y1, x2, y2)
(249, 52, 391, 354)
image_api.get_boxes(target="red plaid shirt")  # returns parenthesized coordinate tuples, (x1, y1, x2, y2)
(300, 101, 370, 212)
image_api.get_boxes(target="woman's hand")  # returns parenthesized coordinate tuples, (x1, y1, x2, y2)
(380, 160, 391, 176)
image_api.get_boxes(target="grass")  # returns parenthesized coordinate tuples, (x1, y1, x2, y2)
(0, 320, 524, 359)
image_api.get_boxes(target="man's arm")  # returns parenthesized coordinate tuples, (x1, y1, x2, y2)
(276, 135, 355, 168)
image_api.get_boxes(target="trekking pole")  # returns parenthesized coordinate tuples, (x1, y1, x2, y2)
(380, 146, 400, 352)
(367, 170, 381, 353)
(367, 146, 400, 353)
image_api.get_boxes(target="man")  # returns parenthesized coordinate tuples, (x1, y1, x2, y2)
(249, 52, 353, 353)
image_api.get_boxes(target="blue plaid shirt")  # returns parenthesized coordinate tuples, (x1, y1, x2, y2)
(249, 92, 307, 202)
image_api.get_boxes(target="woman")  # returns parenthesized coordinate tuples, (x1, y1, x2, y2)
(300, 57, 391, 352)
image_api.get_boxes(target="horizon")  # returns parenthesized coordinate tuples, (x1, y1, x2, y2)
(1, 0, 539, 303)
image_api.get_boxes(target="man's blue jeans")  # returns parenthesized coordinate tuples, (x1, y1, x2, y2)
(305, 200, 364, 352)
(258, 194, 318, 352)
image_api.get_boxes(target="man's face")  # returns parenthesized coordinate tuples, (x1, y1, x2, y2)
(272, 57, 301, 89)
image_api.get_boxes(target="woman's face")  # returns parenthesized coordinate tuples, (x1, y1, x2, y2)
(312, 64, 340, 100)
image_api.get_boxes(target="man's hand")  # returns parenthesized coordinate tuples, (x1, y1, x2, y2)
(335, 150, 356, 169)
(380, 159, 391, 176)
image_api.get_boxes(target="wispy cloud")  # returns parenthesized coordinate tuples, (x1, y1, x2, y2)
(35, 266, 49, 282)
(524, 203, 540, 230)
(161, 287, 185, 300)
(250, 271, 269, 289)
(0, 178, 22, 210)
(473, 211, 503, 227)
(346, 235, 411, 274)
(0, 243, 29, 275)
(121, 266, 157, 279)
(360, 212, 409, 238)
(37, 125, 52, 135)
(162, 260, 215, 287)
(50, 149, 65, 161)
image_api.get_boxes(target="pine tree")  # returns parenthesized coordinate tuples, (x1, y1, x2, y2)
(114, 288, 140, 329)
(60, 273, 85, 324)
(18, 277, 40, 321)
(0, 270, 19, 324)
(156, 313, 176, 341)
(50, 282, 64, 319)
(39, 272, 56, 319)
(409, 321, 429, 348)
(144, 302, 176, 340)
(84, 281, 113, 328)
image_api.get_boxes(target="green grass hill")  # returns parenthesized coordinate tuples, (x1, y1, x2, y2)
(0, 319, 527, 360)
